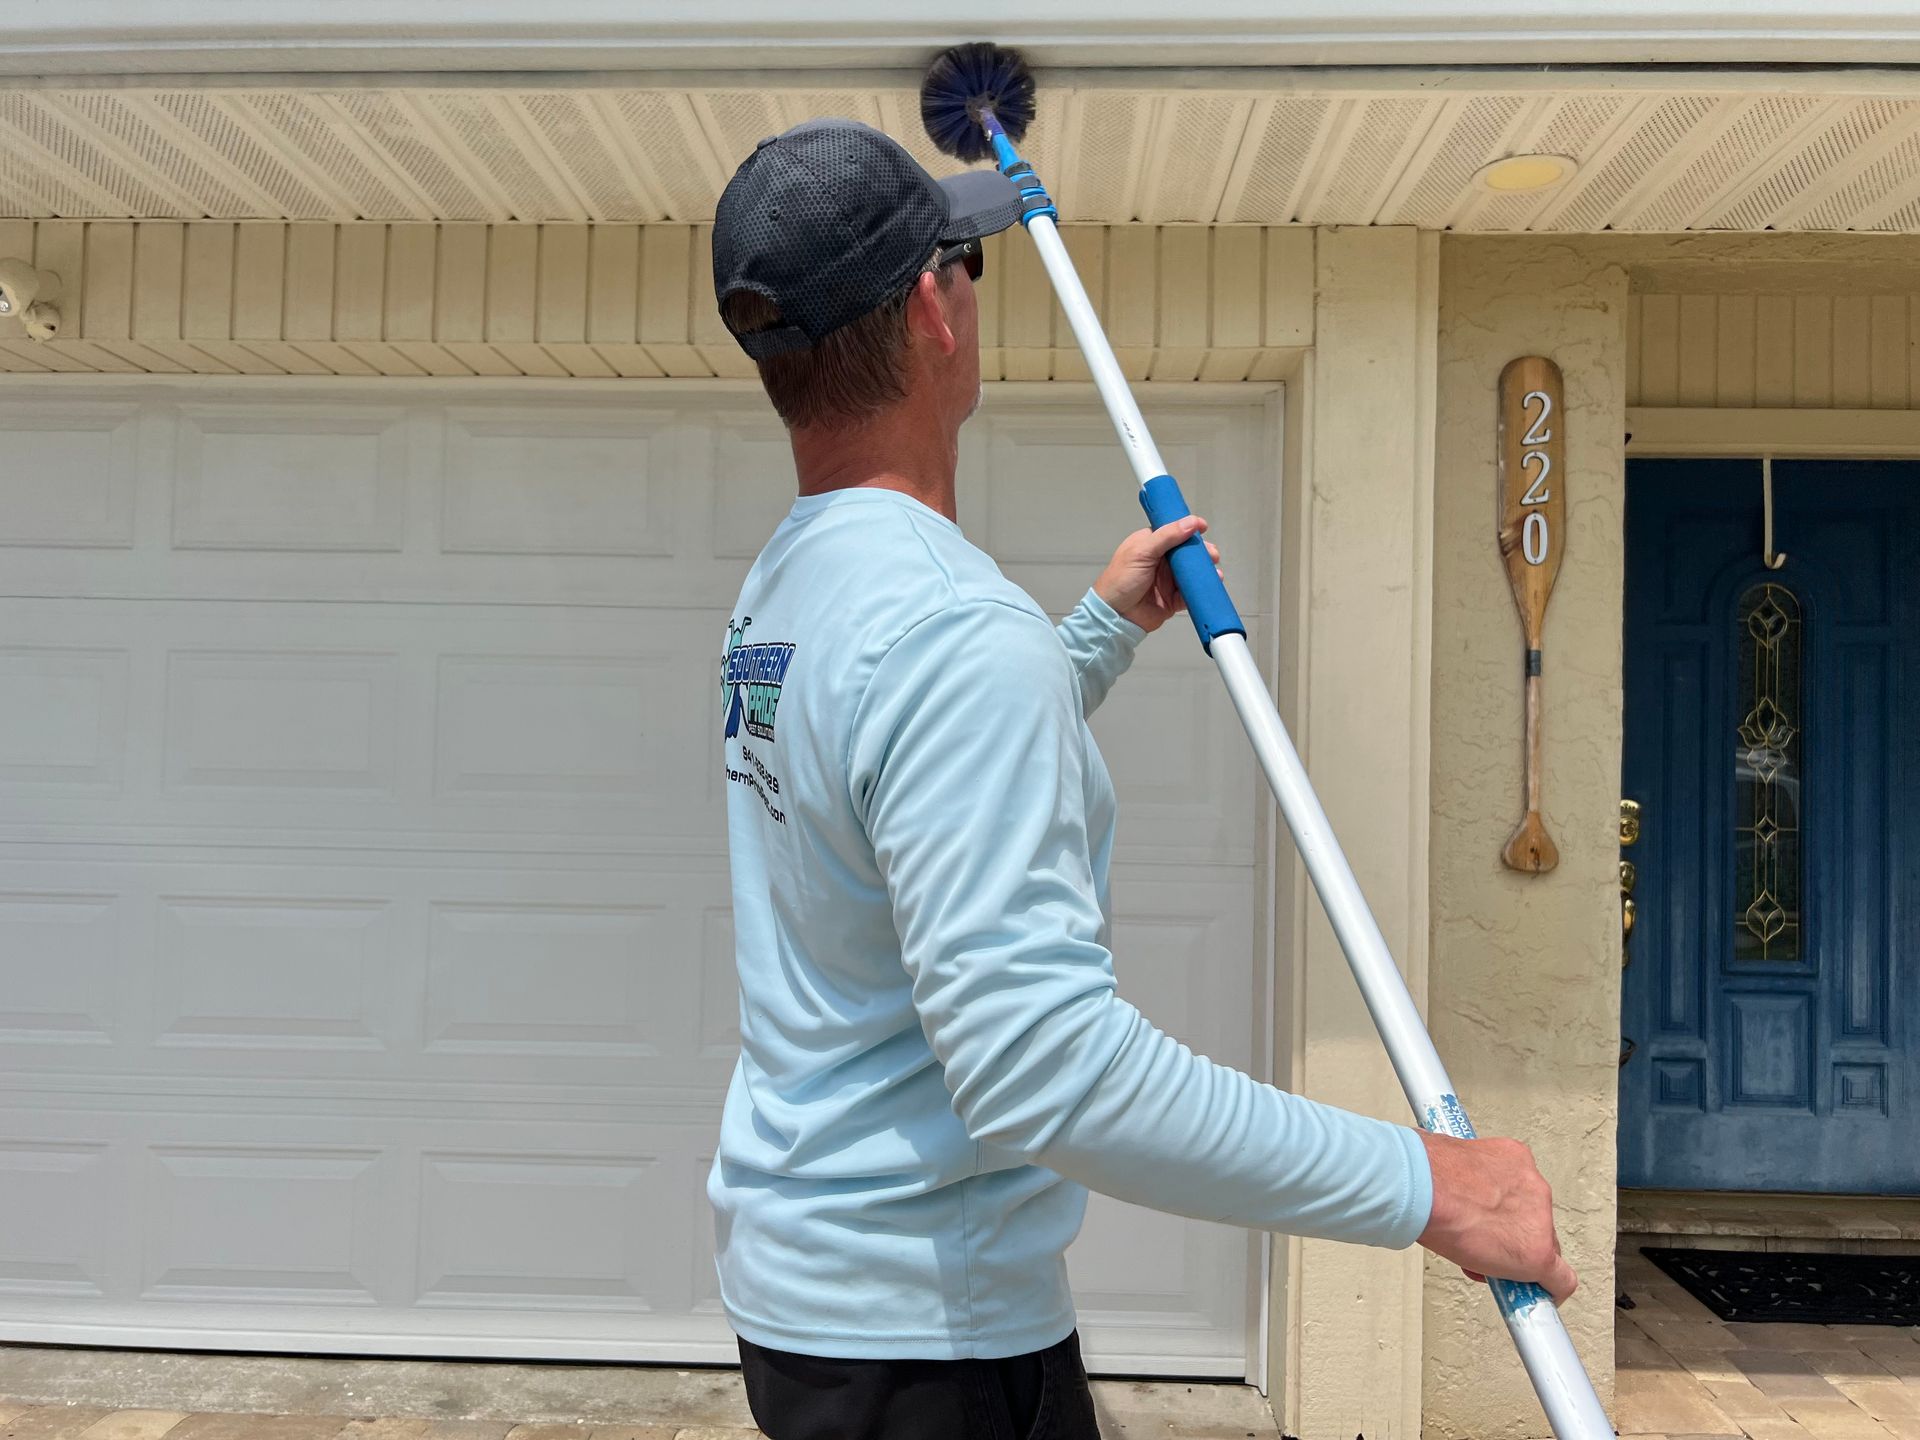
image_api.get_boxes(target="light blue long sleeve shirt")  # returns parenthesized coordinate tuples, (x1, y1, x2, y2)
(710, 485, 1432, 1360)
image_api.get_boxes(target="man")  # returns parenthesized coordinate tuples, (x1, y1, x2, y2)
(707, 119, 1577, 1440)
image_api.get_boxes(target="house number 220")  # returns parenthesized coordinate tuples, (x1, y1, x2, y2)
(1498, 356, 1565, 594)
(1519, 389, 1552, 564)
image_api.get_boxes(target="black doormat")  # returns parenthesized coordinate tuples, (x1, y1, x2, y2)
(1643, 1246, 1920, 1325)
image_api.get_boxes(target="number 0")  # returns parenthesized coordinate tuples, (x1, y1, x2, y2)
(1523, 511, 1549, 566)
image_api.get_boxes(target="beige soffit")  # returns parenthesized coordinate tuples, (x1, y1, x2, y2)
(0, 219, 1312, 379)
(6, 75, 1920, 231)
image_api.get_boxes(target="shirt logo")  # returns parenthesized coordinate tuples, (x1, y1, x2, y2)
(720, 616, 797, 742)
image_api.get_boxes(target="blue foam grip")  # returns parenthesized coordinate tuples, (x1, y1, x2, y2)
(1139, 474, 1246, 653)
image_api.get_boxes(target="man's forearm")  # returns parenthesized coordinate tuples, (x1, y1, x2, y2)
(934, 975, 1434, 1250)
(1054, 587, 1144, 717)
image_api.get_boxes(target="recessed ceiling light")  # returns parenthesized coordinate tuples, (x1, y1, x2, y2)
(1474, 154, 1578, 194)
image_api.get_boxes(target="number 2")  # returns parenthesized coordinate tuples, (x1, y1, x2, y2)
(1521, 390, 1553, 446)
(1521, 450, 1551, 504)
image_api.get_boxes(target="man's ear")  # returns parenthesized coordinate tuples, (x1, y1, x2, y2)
(903, 271, 958, 357)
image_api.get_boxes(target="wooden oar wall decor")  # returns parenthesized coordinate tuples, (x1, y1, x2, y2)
(1497, 356, 1565, 874)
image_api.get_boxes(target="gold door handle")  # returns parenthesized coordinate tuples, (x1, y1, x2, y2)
(1620, 798, 1642, 847)
(1620, 858, 1637, 967)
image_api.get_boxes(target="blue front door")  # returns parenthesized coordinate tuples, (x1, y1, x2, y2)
(1620, 459, 1920, 1193)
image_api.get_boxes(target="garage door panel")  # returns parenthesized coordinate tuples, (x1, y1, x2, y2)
(1106, 876, 1254, 1056)
(441, 405, 679, 559)
(1069, 1205, 1252, 1370)
(6, 392, 1271, 623)
(422, 895, 731, 1073)
(969, 405, 1270, 620)
(2, 1103, 727, 1313)
(2, 392, 783, 611)
(174, 404, 411, 554)
(141, 1140, 390, 1303)
(425, 635, 720, 828)
(415, 1145, 691, 1313)
(2, 601, 734, 845)
(709, 409, 797, 561)
(1071, 875, 1261, 1371)
(0, 645, 131, 795)
(4, 599, 1255, 864)
(1092, 646, 1261, 866)
(0, 400, 140, 548)
(153, 895, 394, 1052)
(166, 648, 404, 797)
(0, 890, 122, 1044)
(1, 854, 738, 1095)
(433, 652, 703, 807)
(0, 380, 1275, 1376)
(0, 1138, 119, 1299)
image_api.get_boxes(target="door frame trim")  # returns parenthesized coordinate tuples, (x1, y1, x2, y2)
(1629, 407, 1920, 458)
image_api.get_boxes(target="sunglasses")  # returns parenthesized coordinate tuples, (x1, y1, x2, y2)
(932, 237, 985, 282)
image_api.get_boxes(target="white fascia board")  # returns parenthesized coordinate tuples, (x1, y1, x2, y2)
(7, 1, 1920, 76)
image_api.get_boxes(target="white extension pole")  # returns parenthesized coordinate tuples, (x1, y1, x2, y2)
(1018, 207, 1615, 1440)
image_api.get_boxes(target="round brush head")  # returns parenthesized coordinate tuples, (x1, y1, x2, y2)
(919, 42, 1036, 164)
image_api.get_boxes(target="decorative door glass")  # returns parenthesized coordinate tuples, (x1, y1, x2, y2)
(1734, 583, 1803, 963)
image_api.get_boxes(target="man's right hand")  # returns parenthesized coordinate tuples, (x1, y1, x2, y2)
(1416, 1130, 1578, 1305)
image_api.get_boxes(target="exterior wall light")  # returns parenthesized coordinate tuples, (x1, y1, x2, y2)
(0, 258, 62, 340)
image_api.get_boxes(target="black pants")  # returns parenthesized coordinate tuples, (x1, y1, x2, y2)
(738, 1331, 1103, 1440)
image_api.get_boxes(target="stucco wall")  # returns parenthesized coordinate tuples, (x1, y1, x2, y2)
(1426, 236, 1628, 1439)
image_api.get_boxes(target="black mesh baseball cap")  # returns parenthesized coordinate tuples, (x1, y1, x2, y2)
(712, 118, 1022, 359)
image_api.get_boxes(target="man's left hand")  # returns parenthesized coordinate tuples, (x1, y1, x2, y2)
(1093, 517, 1222, 634)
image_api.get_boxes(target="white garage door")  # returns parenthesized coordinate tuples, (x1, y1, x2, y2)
(0, 378, 1276, 1377)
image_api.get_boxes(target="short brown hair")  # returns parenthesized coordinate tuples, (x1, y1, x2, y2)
(723, 261, 954, 430)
